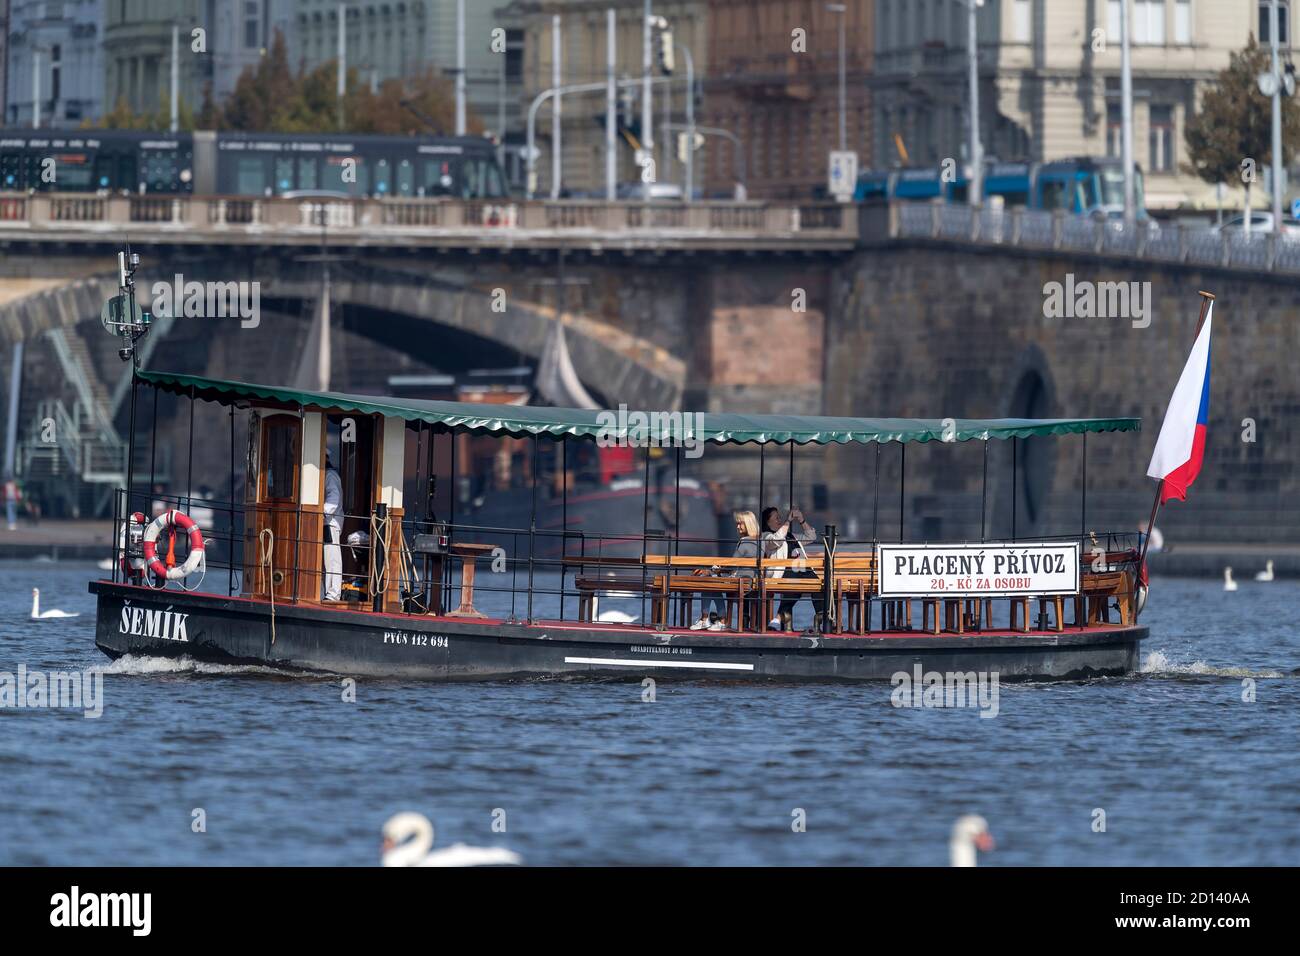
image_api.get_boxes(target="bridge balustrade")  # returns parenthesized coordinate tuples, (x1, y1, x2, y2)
(130, 197, 187, 223)
(0, 192, 854, 252)
(207, 198, 259, 225)
(0, 195, 28, 221)
(48, 196, 105, 221)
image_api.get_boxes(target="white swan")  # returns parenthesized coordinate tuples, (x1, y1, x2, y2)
(1223, 567, 1238, 592)
(950, 815, 995, 867)
(31, 588, 80, 620)
(596, 609, 639, 624)
(1254, 560, 1275, 582)
(381, 812, 522, 867)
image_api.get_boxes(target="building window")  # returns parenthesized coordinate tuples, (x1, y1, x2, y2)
(1137, 0, 1167, 44)
(505, 29, 523, 82)
(1259, 1, 1290, 44)
(51, 45, 62, 104)
(1110, 0, 1167, 45)
(1175, 0, 1192, 43)
(1013, 0, 1032, 43)
(1107, 102, 1122, 158)
(1149, 104, 1174, 171)
(245, 1, 260, 49)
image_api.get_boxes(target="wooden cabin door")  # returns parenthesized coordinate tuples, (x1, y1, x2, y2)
(245, 414, 302, 601)
(329, 413, 376, 601)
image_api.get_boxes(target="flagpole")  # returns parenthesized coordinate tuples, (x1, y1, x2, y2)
(1139, 290, 1215, 569)
(1138, 479, 1163, 568)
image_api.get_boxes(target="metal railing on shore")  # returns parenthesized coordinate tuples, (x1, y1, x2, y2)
(885, 200, 1300, 274)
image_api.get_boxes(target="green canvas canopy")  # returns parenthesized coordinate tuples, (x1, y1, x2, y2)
(136, 370, 1140, 446)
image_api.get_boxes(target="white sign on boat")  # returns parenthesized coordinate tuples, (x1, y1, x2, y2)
(878, 542, 1081, 598)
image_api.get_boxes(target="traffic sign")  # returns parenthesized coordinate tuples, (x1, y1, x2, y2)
(828, 150, 858, 202)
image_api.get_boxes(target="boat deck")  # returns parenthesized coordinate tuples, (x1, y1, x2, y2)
(530, 616, 1135, 640)
(95, 578, 1134, 643)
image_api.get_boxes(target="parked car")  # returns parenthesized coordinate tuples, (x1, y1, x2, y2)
(617, 182, 684, 201)
(1213, 212, 1300, 238)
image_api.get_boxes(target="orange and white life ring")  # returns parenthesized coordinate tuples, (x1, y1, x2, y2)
(142, 510, 205, 580)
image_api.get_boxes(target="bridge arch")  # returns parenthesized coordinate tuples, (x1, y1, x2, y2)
(0, 260, 684, 411)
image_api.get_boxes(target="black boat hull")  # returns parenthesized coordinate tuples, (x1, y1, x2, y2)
(91, 581, 1146, 682)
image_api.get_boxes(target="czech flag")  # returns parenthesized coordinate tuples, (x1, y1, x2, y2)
(1146, 302, 1212, 504)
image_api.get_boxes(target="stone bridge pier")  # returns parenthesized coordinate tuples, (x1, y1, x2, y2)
(2, 234, 1296, 558)
(823, 240, 1299, 551)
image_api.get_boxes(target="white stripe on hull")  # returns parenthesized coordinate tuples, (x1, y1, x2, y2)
(564, 656, 754, 671)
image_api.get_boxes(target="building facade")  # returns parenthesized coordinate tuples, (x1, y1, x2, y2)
(706, 0, 872, 199)
(290, 0, 503, 134)
(5, 0, 105, 127)
(0, 0, 9, 123)
(498, 0, 707, 198)
(101, 0, 291, 120)
(872, 0, 1289, 210)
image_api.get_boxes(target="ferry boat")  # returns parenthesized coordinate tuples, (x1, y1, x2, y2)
(89, 256, 1152, 682)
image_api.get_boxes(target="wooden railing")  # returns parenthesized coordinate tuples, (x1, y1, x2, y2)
(563, 547, 1141, 635)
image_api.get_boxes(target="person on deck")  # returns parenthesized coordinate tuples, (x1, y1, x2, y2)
(4, 478, 19, 531)
(323, 451, 343, 602)
(761, 506, 821, 632)
(689, 510, 761, 631)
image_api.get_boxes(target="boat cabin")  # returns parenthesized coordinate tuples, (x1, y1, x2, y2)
(110, 370, 1147, 639)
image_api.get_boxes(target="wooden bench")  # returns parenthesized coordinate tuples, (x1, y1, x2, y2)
(1079, 570, 1135, 626)
(574, 574, 668, 624)
(568, 552, 1139, 634)
(566, 552, 879, 633)
(921, 596, 995, 635)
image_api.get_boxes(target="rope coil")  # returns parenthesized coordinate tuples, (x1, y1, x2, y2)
(258, 527, 276, 645)
(368, 510, 391, 603)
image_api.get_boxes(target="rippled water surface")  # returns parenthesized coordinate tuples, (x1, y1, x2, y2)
(1, 565, 1296, 865)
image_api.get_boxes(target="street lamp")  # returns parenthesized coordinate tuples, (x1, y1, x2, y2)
(653, 18, 697, 202)
(31, 45, 49, 129)
(1120, 0, 1134, 226)
(1263, 0, 1292, 232)
(170, 23, 180, 133)
(455, 0, 466, 136)
(336, 3, 347, 129)
(642, 0, 654, 156)
(673, 42, 696, 202)
(667, 122, 746, 197)
(946, 0, 984, 205)
(965, 0, 984, 206)
(826, 3, 846, 152)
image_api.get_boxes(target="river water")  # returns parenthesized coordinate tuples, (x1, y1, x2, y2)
(1, 563, 1296, 865)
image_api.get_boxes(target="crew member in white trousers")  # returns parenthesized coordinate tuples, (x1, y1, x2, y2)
(323, 452, 343, 601)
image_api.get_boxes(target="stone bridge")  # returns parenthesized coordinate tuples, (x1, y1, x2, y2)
(2, 202, 1296, 551)
(0, 254, 694, 412)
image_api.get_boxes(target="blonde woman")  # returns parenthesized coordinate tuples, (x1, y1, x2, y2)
(689, 510, 761, 631)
